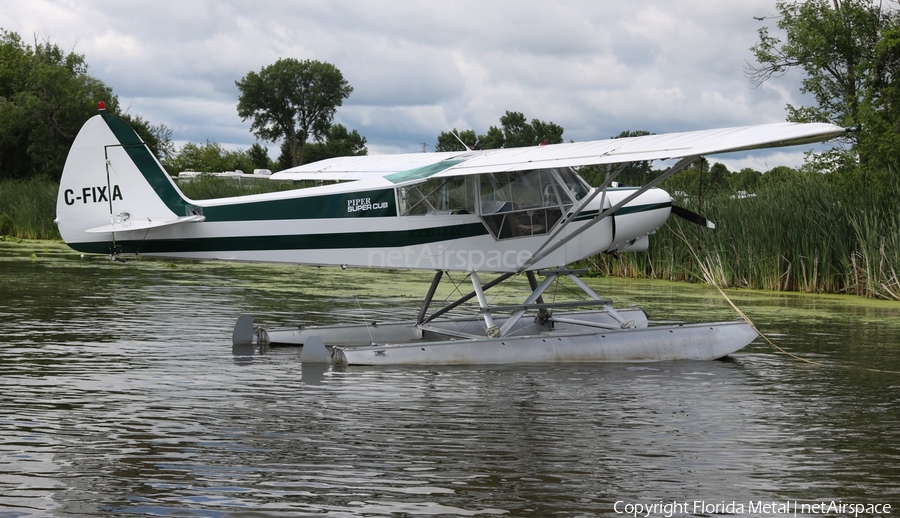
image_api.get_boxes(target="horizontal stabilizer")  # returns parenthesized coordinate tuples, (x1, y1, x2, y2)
(85, 214, 205, 234)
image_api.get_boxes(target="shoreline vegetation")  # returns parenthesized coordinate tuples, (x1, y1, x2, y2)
(2, 174, 898, 301)
(582, 173, 900, 301)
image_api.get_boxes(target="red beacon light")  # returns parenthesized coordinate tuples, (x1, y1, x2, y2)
(98, 100, 106, 111)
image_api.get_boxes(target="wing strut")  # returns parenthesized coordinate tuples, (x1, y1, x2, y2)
(521, 161, 631, 270)
(517, 155, 700, 272)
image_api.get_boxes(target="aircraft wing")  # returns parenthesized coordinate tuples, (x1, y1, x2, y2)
(426, 122, 849, 177)
(269, 122, 848, 183)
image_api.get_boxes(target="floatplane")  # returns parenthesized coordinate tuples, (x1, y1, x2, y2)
(55, 103, 848, 365)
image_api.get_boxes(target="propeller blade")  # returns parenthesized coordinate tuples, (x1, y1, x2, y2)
(671, 205, 715, 229)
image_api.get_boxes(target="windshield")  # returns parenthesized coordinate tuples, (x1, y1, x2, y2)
(479, 168, 583, 240)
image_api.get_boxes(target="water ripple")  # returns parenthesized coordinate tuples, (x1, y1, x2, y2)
(1, 252, 899, 516)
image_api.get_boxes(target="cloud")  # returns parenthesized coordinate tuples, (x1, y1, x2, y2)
(3, 0, 829, 170)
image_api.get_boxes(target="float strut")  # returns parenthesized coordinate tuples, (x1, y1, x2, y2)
(419, 272, 515, 325)
(497, 272, 557, 337)
(416, 270, 444, 325)
(470, 272, 499, 337)
(526, 271, 545, 304)
(567, 274, 635, 329)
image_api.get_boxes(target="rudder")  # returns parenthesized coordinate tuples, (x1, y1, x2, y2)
(55, 107, 193, 254)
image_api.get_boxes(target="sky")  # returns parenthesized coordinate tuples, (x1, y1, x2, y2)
(2, 0, 826, 172)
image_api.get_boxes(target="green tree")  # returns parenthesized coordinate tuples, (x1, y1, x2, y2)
(435, 129, 477, 152)
(162, 141, 254, 175)
(247, 142, 273, 171)
(730, 167, 762, 192)
(707, 162, 731, 191)
(477, 125, 505, 149)
(434, 111, 564, 151)
(236, 58, 353, 167)
(275, 123, 368, 169)
(0, 30, 172, 180)
(857, 23, 900, 171)
(746, 0, 900, 170)
(761, 165, 805, 185)
(303, 123, 368, 164)
(122, 113, 174, 163)
(485, 111, 565, 148)
(660, 159, 730, 196)
(276, 142, 293, 172)
(0, 30, 114, 180)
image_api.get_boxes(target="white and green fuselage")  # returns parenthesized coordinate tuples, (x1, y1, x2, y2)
(56, 112, 672, 272)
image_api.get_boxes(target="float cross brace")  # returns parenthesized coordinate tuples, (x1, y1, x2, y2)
(414, 268, 634, 338)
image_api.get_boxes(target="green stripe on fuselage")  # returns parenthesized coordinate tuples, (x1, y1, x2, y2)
(615, 202, 671, 215)
(202, 188, 398, 221)
(572, 202, 671, 222)
(67, 222, 490, 255)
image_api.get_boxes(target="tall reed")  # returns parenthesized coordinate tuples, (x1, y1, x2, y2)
(588, 173, 900, 300)
(0, 177, 61, 240)
(845, 172, 900, 299)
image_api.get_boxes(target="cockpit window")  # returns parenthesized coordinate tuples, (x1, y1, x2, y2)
(396, 166, 590, 241)
(479, 168, 583, 240)
(397, 176, 476, 216)
(556, 167, 591, 200)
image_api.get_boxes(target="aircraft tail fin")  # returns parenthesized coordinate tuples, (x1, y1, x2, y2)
(55, 104, 197, 254)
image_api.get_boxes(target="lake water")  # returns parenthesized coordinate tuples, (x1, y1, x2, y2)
(1, 240, 899, 517)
